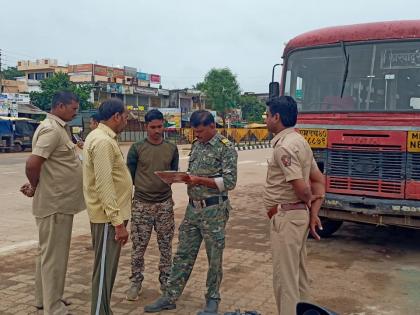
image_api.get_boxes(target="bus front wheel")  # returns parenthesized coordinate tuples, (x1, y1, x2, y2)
(311, 218, 343, 238)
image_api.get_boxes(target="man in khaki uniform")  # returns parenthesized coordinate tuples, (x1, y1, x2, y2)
(21, 91, 85, 315)
(263, 96, 325, 315)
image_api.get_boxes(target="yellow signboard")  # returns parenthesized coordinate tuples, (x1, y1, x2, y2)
(408, 131, 420, 152)
(298, 128, 328, 148)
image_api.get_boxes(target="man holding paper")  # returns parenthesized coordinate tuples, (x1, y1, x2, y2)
(126, 109, 179, 301)
(145, 110, 238, 315)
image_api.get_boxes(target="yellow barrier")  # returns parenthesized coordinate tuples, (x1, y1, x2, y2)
(170, 128, 270, 144)
(182, 128, 195, 143)
(250, 129, 269, 141)
(120, 127, 271, 144)
(232, 129, 250, 143)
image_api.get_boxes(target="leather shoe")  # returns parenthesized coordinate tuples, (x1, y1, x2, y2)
(35, 299, 72, 310)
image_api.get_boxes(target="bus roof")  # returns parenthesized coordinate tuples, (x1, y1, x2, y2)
(284, 20, 420, 56)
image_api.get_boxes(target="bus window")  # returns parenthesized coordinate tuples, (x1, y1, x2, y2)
(284, 40, 420, 112)
(284, 70, 292, 96)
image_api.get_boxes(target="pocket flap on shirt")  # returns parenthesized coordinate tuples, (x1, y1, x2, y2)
(56, 141, 75, 152)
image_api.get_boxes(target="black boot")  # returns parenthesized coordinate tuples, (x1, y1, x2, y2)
(197, 298, 219, 315)
(144, 296, 176, 313)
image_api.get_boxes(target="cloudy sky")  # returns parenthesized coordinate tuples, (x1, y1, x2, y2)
(1, 0, 419, 92)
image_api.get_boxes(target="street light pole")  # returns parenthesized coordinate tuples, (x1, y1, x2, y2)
(0, 49, 3, 93)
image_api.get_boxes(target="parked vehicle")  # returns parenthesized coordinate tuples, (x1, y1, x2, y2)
(0, 117, 39, 152)
(0, 119, 14, 152)
(269, 20, 420, 235)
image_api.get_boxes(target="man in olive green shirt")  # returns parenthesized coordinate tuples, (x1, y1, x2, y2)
(21, 91, 85, 315)
(82, 98, 131, 315)
(125, 109, 179, 301)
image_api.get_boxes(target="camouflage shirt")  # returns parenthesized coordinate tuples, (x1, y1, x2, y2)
(187, 133, 238, 200)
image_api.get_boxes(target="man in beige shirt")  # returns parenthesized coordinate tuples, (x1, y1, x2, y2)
(263, 96, 325, 315)
(82, 98, 131, 315)
(21, 91, 85, 315)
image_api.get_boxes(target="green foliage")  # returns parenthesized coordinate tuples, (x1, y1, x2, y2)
(238, 94, 266, 123)
(193, 82, 206, 91)
(30, 72, 93, 110)
(2, 66, 24, 80)
(197, 68, 241, 125)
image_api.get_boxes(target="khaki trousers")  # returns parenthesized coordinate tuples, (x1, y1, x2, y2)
(270, 209, 310, 315)
(35, 213, 74, 315)
(91, 223, 123, 315)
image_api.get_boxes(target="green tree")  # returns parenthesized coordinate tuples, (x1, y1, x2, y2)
(30, 72, 93, 110)
(193, 82, 206, 91)
(197, 68, 241, 127)
(238, 94, 266, 123)
(2, 66, 24, 80)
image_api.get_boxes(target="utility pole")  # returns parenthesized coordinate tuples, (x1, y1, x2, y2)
(0, 48, 3, 93)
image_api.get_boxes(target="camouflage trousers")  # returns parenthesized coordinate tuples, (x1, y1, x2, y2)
(165, 199, 230, 302)
(130, 197, 175, 288)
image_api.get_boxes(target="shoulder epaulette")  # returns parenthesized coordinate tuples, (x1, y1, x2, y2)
(220, 137, 231, 146)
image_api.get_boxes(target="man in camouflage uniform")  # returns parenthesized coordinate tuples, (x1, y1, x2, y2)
(145, 110, 238, 315)
(126, 109, 179, 301)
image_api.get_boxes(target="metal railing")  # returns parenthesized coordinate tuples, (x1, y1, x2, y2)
(118, 127, 273, 146)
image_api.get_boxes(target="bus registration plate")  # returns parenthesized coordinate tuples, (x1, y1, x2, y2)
(408, 131, 420, 152)
(298, 128, 327, 148)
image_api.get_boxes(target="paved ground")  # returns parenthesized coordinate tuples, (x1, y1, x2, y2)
(0, 147, 420, 314)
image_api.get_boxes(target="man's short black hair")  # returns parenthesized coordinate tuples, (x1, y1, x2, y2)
(90, 112, 101, 122)
(190, 110, 215, 128)
(51, 91, 79, 109)
(266, 96, 298, 127)
(98, 98, 125, 121)
(145, 109, 164, 123)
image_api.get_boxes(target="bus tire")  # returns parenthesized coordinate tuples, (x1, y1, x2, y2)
(310, 218, 343, 238)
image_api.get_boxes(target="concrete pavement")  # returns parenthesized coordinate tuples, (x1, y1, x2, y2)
(0, 148, 277, 314)
(1, 148, 420, 314)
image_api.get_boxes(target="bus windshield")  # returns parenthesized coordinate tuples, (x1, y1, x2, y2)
(284, 40, 420, 112)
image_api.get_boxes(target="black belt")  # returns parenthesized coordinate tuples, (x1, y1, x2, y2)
(189, 196, 228, 208)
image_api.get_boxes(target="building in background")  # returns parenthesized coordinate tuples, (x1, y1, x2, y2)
(255, 93, 269, 104)
(17, 59, 67, 81)
(0, 93, 36, 118)
(1, 80, 27, 93)
(168, 89, 207, 126)
(1, 78, 42, 94)
(66, 63, 170, 109)
(16, 59, 68, 93)
(12, 59, 211, 125)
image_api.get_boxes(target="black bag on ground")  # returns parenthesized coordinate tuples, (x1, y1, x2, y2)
(224, 311, 261, 315)
(297, 302, 339, 315)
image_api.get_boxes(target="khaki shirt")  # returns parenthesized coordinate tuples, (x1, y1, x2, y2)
(263, 128, 317, 209)
(83, 123, 132, 226)
(32, 114, 85, 217)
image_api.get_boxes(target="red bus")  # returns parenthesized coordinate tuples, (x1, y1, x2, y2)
(270, 20, 420, 236)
